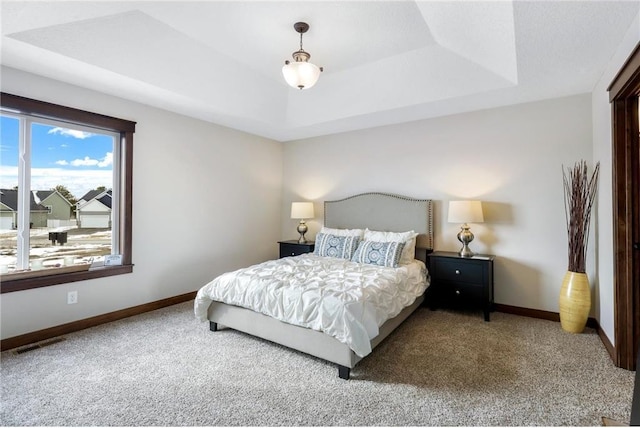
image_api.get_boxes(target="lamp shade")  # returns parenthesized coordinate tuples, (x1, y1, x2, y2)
(282, 62, 321, 90)
(291, 202, 314, 219)
(448, 201, 484, 223)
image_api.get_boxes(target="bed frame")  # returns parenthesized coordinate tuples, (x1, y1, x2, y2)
(207, 192, 434, 379)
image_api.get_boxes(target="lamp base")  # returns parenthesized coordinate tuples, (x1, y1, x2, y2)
(458, 244, 474, 258)
(297, 220, 308, 244)
(457, 224, 475, 258)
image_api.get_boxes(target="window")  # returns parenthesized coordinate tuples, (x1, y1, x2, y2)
(0, 93, 135, 293)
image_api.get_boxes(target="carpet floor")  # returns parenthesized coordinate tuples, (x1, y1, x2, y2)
(0, 301, 634, 426)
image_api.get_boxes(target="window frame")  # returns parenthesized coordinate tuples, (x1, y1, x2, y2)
(0, 93, 136, 293)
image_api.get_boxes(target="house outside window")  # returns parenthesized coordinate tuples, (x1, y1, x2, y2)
(0, 93, 135, 293)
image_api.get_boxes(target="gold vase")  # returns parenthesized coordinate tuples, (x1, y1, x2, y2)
(559, 271, 591, 333)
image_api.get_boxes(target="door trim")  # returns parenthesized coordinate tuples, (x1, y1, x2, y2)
(608, 42, 640, 370)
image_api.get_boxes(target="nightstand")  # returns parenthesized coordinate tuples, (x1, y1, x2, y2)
(278, 240, 315, 258)
(428, 251, 495, 321)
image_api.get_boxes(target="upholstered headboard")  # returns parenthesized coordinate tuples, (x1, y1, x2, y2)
(324, 193, 434, 251)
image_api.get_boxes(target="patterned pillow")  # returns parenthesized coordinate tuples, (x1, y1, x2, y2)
(364, 229, 418, 265)
(351, 240, 405, 268)
(314, 233, 360, 259)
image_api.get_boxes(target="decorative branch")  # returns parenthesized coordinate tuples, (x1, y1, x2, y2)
(562, 161, 600, 273)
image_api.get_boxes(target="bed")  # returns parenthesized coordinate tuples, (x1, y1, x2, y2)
(194, 192, 434, 379)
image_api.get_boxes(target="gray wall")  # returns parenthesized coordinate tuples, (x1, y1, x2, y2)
(0, 66, 284, 339)
(281, 94, 593, 317)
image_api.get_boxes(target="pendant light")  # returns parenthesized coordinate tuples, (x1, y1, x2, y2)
(282, 22, 323, 90)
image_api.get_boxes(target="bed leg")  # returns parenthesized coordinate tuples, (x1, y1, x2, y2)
(209, 321, 218, 332)
(338, 365, 350, 380)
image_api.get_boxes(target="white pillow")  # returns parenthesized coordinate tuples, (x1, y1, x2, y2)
(363, 229, 419, 265)
(319, 226, 365, 238)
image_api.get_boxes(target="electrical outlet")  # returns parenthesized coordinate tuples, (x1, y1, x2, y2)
(67, 291, 78, 305)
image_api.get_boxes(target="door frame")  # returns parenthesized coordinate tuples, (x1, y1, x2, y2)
(608, 42, 640, 370)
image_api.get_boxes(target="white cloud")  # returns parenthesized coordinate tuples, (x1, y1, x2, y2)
(99, 152, 112, 167)
(63, 152, 112, 168)
(48, 127, 94, 139)
(70, 156, 99, 167)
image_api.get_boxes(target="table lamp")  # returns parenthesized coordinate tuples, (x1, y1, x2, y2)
(291, 202, 314, 243)
(448, 200, 484, 257)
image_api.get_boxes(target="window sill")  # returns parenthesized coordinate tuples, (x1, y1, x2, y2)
(0, 264, 134, 294)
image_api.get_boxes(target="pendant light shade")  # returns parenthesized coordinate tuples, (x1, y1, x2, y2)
(282, 22, 323, 90)
(282, 61, 322, 90)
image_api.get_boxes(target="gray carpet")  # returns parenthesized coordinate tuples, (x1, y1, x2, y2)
(1, 301, 634, 426)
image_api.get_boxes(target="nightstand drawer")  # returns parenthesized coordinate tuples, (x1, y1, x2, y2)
(278, 241, 315, 258)
(280, 244, 307, 257)
(432, 258, 483, 283)
(442, 281, 483, 301)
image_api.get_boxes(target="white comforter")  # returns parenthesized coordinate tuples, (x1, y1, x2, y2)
(194, 254, 428, 357)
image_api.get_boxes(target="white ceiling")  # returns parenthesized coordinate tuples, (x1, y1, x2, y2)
(2, 1, 639, 142)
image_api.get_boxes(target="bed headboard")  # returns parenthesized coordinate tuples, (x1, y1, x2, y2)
(324, 192, 434, 251)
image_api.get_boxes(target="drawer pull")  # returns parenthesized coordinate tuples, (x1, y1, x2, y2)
(291, 253, 296, 256)
(455, 290, 461, 295)
(455, 270, 460, 275)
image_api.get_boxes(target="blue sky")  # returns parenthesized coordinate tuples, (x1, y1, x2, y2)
(0, 115, 114, 198)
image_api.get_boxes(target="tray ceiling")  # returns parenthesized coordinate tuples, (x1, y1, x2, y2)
(2, 1, 638, 141)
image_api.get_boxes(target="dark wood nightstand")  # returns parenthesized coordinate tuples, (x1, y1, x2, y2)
(278, 240, 315, 258)
(428, 251, 495, 321)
